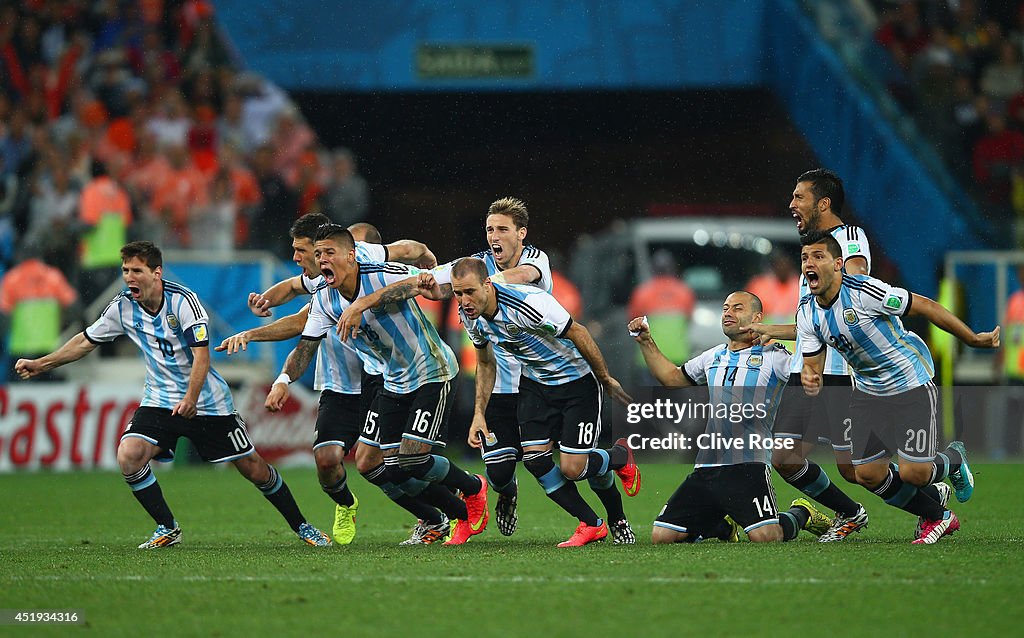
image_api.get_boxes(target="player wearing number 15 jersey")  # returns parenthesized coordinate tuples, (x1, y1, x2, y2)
(796, 231, 1000, 544)
(13, 242, 330, 549)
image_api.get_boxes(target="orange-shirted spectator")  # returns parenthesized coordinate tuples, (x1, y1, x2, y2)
(149, 143, 209, 247)
(270, 106, 315, 186)
(551, 269, 583, 318)
(745, 250, 801, 320)
(124, 130, 172, 201)
(1, 248, 78, 380)
(628, 250, 695, 367)
(216, 143, 261, 244)
(78, 162, 133, 306)
(296, 150, 324, 216)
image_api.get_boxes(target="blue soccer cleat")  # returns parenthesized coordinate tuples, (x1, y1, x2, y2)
(947, 441, 974, 503)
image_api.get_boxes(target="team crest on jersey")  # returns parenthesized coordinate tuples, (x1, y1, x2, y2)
(166, 313, 179, 330)
(843, 309, 858, 326)
(505, 323, 523, 336)
(747, 354, 762, 367)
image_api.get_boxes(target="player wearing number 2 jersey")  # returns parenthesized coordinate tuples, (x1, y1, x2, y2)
(14, 242, 330, 549)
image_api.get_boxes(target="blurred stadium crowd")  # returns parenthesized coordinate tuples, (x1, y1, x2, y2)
(0, 0, 370, 341)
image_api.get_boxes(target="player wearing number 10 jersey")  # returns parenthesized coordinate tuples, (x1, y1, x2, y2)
(796, 231, 1000, 544)
(13, 242, 330, 549)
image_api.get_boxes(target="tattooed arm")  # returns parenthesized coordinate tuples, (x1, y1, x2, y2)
(265, 337, 321, 411)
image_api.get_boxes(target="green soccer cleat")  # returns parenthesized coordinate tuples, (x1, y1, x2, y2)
(721, 516, 741, 542)
(947, 441, 974, 503)
(332, 494, 359, 545)
(791, 498, 831, 536)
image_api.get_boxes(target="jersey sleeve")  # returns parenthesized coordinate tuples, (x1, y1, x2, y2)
(175, 290, 212, 347)
(430, 261, 454, 286)
(84, 296, 126, 343)
(771, 344, 792, 378)
(512, 289, 573, 337)
(376, 263, 424, 287)
(302, 291, 336, 339)
(355, 241, 388, 263)
(796, 301, 825, 357)
(681, 347, 716, 386)
(519, 246, 553, 292)
(855, 275, 912, 317)
(840, 226, 871, 272)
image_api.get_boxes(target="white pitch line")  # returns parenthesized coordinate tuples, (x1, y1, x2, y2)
(0, 574, 990, 586)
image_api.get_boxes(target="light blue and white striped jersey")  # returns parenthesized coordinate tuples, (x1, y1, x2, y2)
(791, 224, 872, 376)
(682, 342, 790, 467)
(461, 282, 590, 386)
(434, 245, 552, 393)
(796, 274, 934, 396)
(302, 262, 458, 394)
(299, 241, 388, 393)
(85, 281, 234, 415)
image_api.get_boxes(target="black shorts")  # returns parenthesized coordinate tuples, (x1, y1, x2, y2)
(653, 463, 779, 536)
(357, 373, 385, 449)
(773, 373, 853, 451)
(314, 390, 362, 452)
(378, 379, 457, 449)
(479, 393, 522, 463)
(518, 374, 602, 455)
(121, 406, 255, 463)
(849, 382, 938, 465)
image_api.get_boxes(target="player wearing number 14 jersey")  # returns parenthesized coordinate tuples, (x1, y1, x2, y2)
(796, 231, 1000, 544)
(13, 242, 330, 549)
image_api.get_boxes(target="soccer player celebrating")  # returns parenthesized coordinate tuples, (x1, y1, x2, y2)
(630, 292, 830, 544)
(269, 225, 490, 545)
(450, 257, 641, 547)
(15, 242, 331, 548)
(428, 197, 555, 536)
(219, 214, 448, 545)
(796, 230, 999, 544)
(746, 169, 873, 542)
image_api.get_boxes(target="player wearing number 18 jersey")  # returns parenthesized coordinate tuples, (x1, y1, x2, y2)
(797, 231, 1000, 544)
(14, 242, 329, 548)
(450, 257, 640, 547)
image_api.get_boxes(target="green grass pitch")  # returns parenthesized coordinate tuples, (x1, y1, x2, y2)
(2, 462, 1023, 636)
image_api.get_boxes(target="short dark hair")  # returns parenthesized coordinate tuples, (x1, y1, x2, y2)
(120, 241, 163, 269)
(796, 168, 844, 216)
(800, 229, 842, 260)
(291, 213, 331, 240)
(348, 222, 382, 244)
(314, 223, 355, 251)
(488, 197, 529, 229)
(735, 291, 763, 314)
(451, 257, 489, 283)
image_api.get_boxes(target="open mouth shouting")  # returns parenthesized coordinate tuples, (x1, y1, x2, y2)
(127, 285, 141, 298)
(804, 268, 821, 291)
(320, 265, 337, 286)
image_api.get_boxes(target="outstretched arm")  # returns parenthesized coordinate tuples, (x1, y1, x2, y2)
(743, 322, 797, 343)
(336, 273, 443, 340)
(628, 316, 693, 388)
(384, 240, 437, 269)
(247, 276, 308, 317)
(14, 332, 97, 379)
(216, 307, 310, 354)
(908, 293, 1000, 348)
(490, 264, 542, 286)
(565, 321, 633, 405)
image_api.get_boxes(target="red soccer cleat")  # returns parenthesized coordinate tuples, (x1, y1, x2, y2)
(444, 474, 489, 545)
(613, 438, 641, 497)
(557, 521, 609, 547)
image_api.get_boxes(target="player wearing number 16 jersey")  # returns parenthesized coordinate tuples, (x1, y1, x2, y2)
(13, 242, 330, 549)
(797, 231, 1000, 544)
